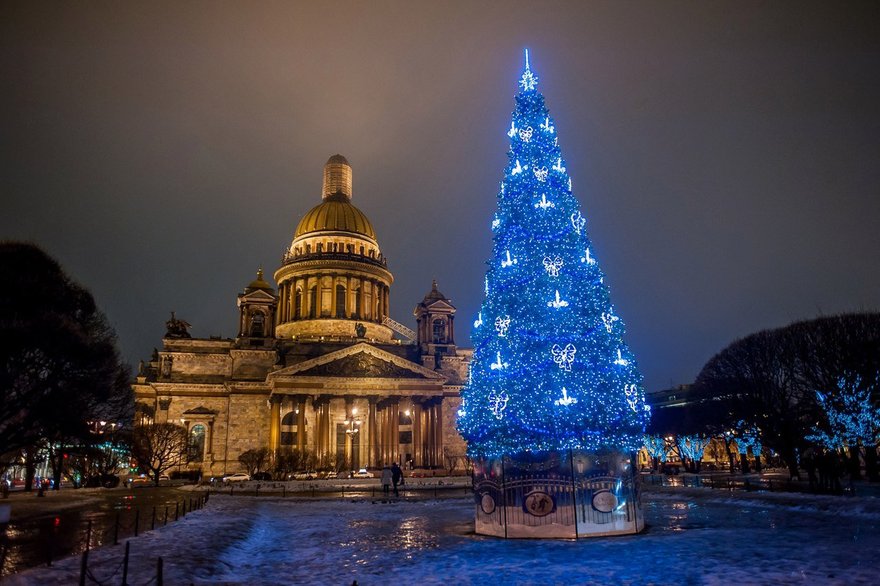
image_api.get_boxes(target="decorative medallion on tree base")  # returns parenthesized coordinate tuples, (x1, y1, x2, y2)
(473, 450, 643, 539)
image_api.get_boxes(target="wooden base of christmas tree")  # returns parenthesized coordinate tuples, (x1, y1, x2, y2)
(472, 449, 644, 539)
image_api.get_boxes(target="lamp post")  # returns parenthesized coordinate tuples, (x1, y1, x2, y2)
(343, 408, 362, 471)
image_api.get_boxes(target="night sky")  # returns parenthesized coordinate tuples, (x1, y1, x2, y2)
(2, 2, 878, 391)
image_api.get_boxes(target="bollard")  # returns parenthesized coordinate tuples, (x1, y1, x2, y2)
(164, 505, 169, 526)
(157, 556, 164, 586)
(122, 541, 130, 586)
(79, 548, 89, 586)
(175, 502, 179, 521)
(134, 510, 140, 536)
(84, 520, 92, 552)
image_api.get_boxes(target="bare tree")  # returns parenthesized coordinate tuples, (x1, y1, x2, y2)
(131, 423, 187, 485)
(238, 447, 271, 477)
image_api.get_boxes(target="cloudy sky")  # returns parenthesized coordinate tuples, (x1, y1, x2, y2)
(2, 1, 878, 390)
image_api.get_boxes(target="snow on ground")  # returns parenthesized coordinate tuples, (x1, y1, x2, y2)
(6, 487, 879, 585)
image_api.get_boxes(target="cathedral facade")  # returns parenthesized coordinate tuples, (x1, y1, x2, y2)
(133, 156, 470, 477)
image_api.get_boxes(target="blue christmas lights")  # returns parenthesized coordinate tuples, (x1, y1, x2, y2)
(456, 50, 650, 458)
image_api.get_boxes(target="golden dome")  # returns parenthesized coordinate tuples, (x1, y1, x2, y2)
(293, 193, 377, 240)
(246, 267, 274, 292)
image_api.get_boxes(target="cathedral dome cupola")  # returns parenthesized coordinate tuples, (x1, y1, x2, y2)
(245, 267, 274, 293)
(275, 156, 394, 342)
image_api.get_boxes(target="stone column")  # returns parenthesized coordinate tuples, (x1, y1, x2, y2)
(359, 278, 366, 320)
(269, 396, 282, 461)
(411, 399, 423, 468)
(206, 420, 214, 455)
(319, 398, 330, 464)
(296, 396, 307, 452)
(434, 398, 444, 468)
(389, 399, 400, 465)
(377, 284, 383, 321)
(347, 275, 354, 318)
(368, 397, 378, 467)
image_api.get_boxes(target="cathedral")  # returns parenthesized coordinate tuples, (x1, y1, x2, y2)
(133, 155, 470, 478)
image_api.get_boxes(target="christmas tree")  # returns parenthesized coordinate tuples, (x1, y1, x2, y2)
(457, 51, 650, 458)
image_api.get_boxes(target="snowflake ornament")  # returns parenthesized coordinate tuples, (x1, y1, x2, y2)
(494, 315, 511, 337)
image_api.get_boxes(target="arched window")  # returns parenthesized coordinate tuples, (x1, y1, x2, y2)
(354, 287, 362, 318)
(336, 284, 346, 318)
(294, 288, 302, 319)
(309, 285, 317, 318)
(250, 312, 265, 337)
(281, 410, 304, 446)
(188, 424, 206, 462)
(433, 319, 446, 343)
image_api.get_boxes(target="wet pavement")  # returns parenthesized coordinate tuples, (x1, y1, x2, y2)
(0, 486, 204, 578)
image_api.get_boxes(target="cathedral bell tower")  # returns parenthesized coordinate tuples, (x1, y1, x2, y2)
(237, 267, 277, 346)
(414, 279, 457, 358)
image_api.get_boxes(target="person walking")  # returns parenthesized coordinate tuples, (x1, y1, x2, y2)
(391, 462, 402, 497)
(381, 464, 392, 496)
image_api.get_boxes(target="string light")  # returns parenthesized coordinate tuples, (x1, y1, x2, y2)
(457, 50, 648, 457)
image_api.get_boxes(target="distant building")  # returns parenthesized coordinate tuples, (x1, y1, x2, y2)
(133, 156, 470, 477)
(645, 384, 695, 410)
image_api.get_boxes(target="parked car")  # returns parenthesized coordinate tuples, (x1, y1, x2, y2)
(222, 473, 251, 483)
(293, 471, 318, 480)
(129, 474, 170, 486)
(352, 468, 373, 479)
(322, 471, 338, 479)
(252, 472, 272, 481)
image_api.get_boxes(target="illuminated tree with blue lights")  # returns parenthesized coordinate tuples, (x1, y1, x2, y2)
(457, 51, 650, 458)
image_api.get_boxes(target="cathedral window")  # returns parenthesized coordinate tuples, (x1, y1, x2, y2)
(336, 284, 346, 318)
(250, 312, 265, 337)
(294, 288, 302, 319)
(188, 424, 206, 462)
(433, 319, 446, 343)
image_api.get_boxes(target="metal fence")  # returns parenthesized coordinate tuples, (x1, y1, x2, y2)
(0, 493, 208, 580)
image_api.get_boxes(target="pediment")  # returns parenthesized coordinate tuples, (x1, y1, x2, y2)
(182, 406, 217, 416)
(424, 299, 455, 312)
(240, 289, 276, 302)
(269, 342, 444, 381)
